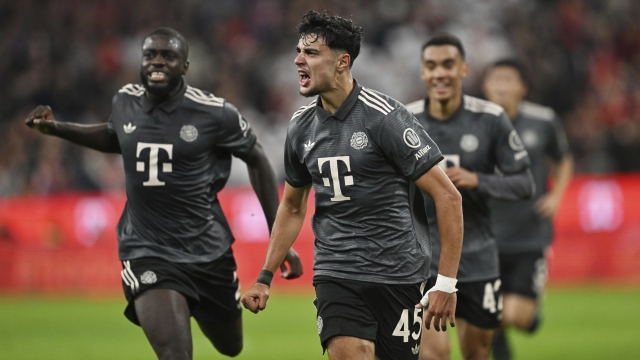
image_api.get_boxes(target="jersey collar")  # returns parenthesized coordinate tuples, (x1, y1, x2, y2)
(141, 79, 187, 114)
(424, 94, 465, 122)
(315, 79, 362, 123)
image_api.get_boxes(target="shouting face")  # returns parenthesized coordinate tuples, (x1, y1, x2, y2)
(140, 35, 188, 98)
(294, 34, 347, 98)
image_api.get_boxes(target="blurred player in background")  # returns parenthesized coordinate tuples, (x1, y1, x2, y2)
(482, 59, 574, 360)
(407, 33, 535, 360)
(242, 11, 464, 360)
(24, 27, 302, 359)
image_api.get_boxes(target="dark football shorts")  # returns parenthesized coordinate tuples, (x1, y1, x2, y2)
(425, 276, 502, 329)
(120, 248, 241, 326)
(499, 250, 548, 300)
(313, 276, 427, 360)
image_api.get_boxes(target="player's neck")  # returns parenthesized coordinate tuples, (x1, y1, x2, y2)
(503, 103, 519, 121)
(145, 80, 183, 104)
(320, 76, 354, 114)
(429, 95, 461, 120)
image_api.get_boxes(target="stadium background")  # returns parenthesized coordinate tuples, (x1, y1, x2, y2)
(1, 0, 639, 359)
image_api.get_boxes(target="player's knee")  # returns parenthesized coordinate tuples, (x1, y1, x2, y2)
(215, 340, 242, 357)
(420, 343, 451, 360)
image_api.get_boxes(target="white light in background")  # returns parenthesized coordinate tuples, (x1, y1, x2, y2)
(231, 193, 269, 242)
(578, 180, 624, 232)
(74, 197, 115, 247)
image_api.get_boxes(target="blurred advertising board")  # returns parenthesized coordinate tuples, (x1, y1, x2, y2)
(0, 174, 639, 294)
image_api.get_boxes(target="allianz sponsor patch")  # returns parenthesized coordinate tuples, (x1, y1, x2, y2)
(403, 128, 421, 148)
(415, 144, 432, 160)
(514, 150, 528, 161)
(508, 130, 525, 151)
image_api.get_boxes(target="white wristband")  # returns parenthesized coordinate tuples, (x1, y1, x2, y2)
(419, 274, 458, 306)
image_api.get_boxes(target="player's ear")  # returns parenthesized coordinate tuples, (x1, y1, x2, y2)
(182, 60, 189, 75)
(460, 61, 469, 79)
(336, 53, 350, 74)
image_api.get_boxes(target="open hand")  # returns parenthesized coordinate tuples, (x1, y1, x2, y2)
(416, 290, 457, 332)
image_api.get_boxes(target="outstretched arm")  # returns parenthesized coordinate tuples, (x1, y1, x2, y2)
(25, 105, 121, 153)
(240, 182, 311, 314)
(240, 141, 302, 279)
(414, 165, 463, 332)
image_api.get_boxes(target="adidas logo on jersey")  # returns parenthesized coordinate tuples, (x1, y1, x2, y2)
(123, 122, 136, 133)
(304, 140, 315, 152)
(412, 344, 420, 355)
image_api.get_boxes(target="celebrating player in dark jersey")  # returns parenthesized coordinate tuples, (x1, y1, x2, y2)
(482, 59, 573, 360)
(24, 27, 302, 359)
(407, 34, 535, 360)
(241, 11, 463, 360)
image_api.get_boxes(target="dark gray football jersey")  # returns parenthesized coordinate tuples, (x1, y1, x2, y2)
(285, 80, 443, 284)
(107, 81, 256, 263)
(407, 95, 531, 282)
(490, 100, 570, 254)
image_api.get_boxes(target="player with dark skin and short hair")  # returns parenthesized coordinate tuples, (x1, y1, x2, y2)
(242, 11, 464, 360)
(406, 34, 535, 360)
(482, 59, 573, 360)
(25, 27, 302, 360)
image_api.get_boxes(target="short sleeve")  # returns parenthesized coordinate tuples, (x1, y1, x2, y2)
(284, 133, 312, 187)
(546, 116, 570, 161)
(215, 102, 257, 158)
(494, 112, 531, 174)
(374, 108, 443, 181)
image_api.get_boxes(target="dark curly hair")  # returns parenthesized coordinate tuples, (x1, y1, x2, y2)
(296, 10, 363, 68)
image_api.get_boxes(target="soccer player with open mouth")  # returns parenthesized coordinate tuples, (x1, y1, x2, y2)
(242, 10, 464, 360)
(24, 27, 303, 359)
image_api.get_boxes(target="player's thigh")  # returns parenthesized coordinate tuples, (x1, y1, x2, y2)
(314, 277, 378, 355)
(502, 294, 537, 330)
(456, 319, 493, 360)
(134, 289, 193, 351)
(326, 336, 376, 360)
(361, 280, 426, 360)
(189, 248, 243, 351)
(455, 279, 502, 330)
(120, 257, 200, 326)
(499, 251, 547, 300)
(499, 251, 547, 327)
(419, 323, 451, 360)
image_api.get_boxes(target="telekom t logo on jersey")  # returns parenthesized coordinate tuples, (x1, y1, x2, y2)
(318, 156, 353, 202)
(136, 142, 173, 186)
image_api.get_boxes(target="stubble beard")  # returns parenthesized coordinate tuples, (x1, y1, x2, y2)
(140, 71, 182, 97)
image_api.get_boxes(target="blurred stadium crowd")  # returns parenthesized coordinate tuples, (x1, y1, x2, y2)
(0, 0, 639, 195)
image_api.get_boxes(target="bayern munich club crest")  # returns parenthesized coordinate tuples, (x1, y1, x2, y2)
(180, 125, 198, 142)
(460, 134, 479, 152)
(140, 271, 157, 284)
(350, 132, 368, 150)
